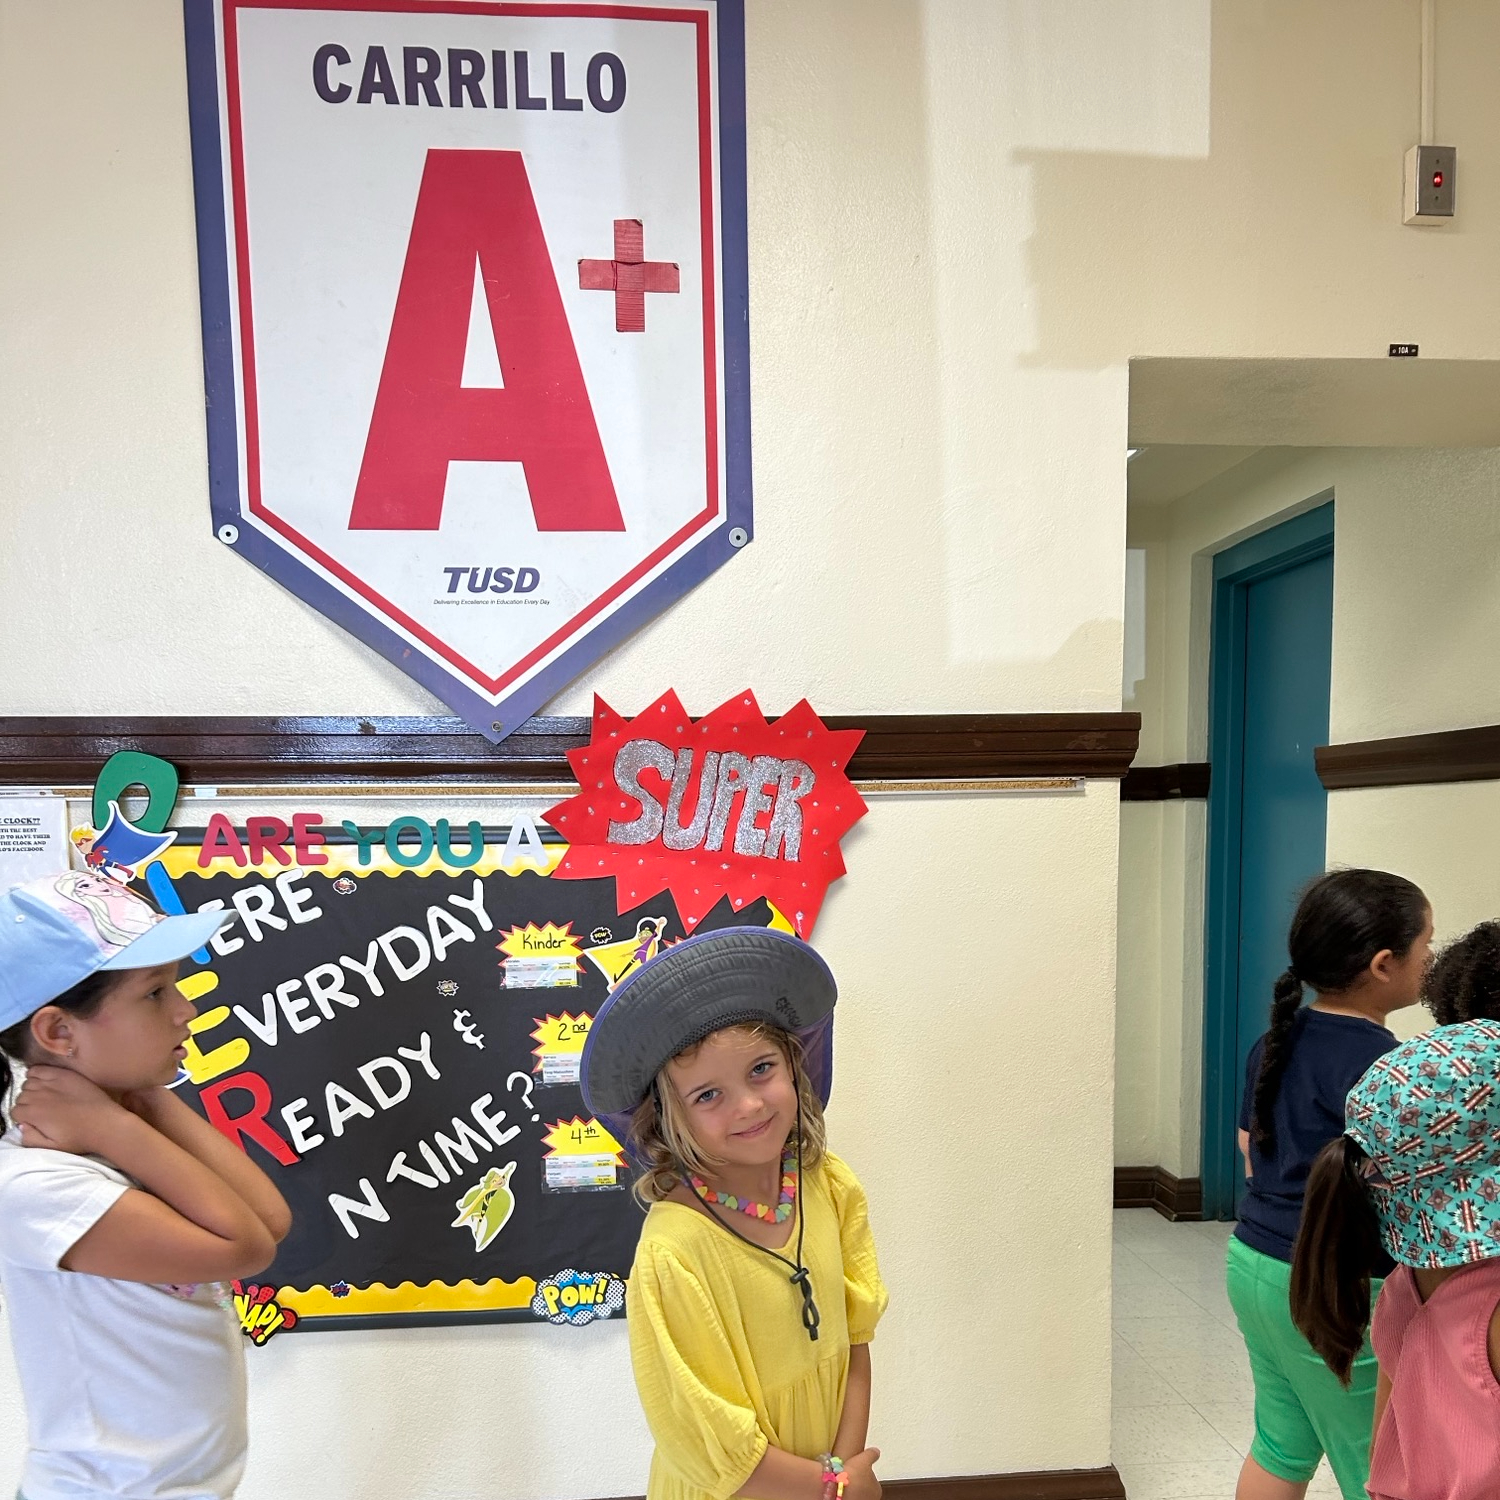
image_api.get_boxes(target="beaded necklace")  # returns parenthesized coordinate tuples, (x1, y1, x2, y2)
(687, 1111, 821, 1342)
(689, 1142, 798, 1223)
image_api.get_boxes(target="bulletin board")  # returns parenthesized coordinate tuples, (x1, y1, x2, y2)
(157, 822, 781, 1333)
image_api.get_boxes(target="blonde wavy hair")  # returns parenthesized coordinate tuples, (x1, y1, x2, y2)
(628, 1022, 827, 1206)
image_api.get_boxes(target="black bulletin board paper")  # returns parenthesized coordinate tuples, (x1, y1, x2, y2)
(160, 828, 774, 1332)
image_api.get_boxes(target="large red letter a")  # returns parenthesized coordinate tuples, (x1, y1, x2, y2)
(349, 150, 624, 532)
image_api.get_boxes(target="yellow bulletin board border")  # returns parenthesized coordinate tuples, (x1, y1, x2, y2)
(281, 1275, 537, 1325)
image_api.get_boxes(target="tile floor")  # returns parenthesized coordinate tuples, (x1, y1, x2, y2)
(1113, 1209, 1343, 1499)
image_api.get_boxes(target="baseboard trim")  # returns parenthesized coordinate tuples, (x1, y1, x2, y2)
(884, 1469, 1125, 1498)
(1114, 1165, 1203, 1222)
(594, 1471, 1125, 1500)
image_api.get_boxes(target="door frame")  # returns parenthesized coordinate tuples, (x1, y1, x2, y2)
(1200, 498, 1335, 1219)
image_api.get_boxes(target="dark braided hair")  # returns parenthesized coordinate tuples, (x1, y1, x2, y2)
(1251, 869, 1428, 1151)
(0, 970, 119, 1131)
(1425, 921, 1500, 1027)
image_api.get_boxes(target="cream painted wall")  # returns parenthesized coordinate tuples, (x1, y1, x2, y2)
(15, 0, 1500, 720)
(1327, 783, 1500, 1044)
(0, 0, 1150, 1492)
(1326, 446, 1500, 1038)
(1120, 446, 1500, 1171)
(1114, 798, 1206, 1179)
(0, 0, 1141, 718)
(1114, 805, 1161, 1166)
(1329, 450, 1500, 745)
(0, 787, 1121, 1498)
(11, 0, 1500, 1492)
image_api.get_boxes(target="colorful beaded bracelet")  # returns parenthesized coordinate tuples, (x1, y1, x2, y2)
(819, 1453, 847, 1500)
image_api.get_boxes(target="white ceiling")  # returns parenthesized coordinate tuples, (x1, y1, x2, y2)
(1129, 357, 1500, 448)
(1126, 444, 1262, 507)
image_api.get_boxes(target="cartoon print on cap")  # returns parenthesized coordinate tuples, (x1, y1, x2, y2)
(48, 871, 158, 949)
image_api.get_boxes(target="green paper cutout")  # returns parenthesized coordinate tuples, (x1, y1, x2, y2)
(93, 751, 180, 833)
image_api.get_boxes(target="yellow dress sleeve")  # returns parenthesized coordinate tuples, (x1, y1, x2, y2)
(823, 1153, 889, 1345)
(628, 1237, 769, 1499)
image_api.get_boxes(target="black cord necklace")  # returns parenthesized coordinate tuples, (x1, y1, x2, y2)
(688, 1092, 821, 1342)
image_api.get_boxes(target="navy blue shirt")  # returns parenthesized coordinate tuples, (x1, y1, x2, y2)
(1234, 1007, 1396, 1263)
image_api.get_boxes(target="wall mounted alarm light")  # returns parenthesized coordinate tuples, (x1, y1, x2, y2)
(1404, 144, 1456, 224)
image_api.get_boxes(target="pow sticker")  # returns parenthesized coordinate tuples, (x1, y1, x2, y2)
(184, 1, 751, 740)
(530, 1269, 624, 1326)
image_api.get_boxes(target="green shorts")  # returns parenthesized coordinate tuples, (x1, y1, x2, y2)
(1225, 1234, 1379, 1500)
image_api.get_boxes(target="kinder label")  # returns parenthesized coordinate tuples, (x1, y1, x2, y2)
(185, 1, 751, 740)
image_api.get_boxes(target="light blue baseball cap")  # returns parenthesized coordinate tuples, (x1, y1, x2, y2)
(0, 871, 230, 1031)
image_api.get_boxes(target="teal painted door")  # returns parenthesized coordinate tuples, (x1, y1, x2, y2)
(1202, 504, 1334, 1219)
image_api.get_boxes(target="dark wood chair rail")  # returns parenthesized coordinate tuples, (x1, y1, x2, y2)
(1317, 722, 1500, 791)
(1119, 762, 1211, 801)
(0, 714, 1141, 786)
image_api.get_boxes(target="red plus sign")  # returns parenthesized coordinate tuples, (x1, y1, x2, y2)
(578, 219, 680, 333)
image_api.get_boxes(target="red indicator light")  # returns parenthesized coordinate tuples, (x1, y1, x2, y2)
(1433, 171, 1445, 188)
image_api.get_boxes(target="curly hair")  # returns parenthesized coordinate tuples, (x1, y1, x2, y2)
(627, 1022, 826, 1207)
(1425, 921, 1500, 1027)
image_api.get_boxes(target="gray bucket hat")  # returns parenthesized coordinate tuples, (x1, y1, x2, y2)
(580, 926, 837, 1131)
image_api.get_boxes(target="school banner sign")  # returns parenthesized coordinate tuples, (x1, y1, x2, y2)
(183, 1, 751, 741)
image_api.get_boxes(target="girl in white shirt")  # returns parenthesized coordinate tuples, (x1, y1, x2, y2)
(0, 872, 291, 1500)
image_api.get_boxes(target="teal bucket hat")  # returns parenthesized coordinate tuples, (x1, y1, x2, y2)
(1345, 1019, 1500, 1269)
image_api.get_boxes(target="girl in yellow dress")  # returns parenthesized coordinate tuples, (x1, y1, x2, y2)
(582, 927, 887, 1500)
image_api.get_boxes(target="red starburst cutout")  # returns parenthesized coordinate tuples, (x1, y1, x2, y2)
(543, 690, 866, 936)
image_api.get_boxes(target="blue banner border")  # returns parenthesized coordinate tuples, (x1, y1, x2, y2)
(182, 0, 752, 742)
